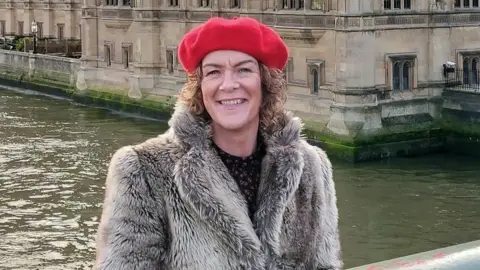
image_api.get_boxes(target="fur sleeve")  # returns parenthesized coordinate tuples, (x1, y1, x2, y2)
(95, 146, 168, 270)
(313, 146, 343, 270)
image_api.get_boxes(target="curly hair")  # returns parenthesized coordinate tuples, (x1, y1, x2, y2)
(177, 64, 287, 131)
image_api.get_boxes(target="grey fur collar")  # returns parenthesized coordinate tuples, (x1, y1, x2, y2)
(167, 102, 306, 267)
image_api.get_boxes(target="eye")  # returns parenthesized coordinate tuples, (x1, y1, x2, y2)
(205, 70, 220, 76)
(239, 68, 252, 73)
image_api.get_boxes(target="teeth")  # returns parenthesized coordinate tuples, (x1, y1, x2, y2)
(220, 99, 244, 105)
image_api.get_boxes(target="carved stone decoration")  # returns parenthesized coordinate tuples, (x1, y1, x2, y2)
(118, 9, 133, 19)
(188, 11, 211, 22)
(82, 8, 97, 17)
(104, 21, 133, 30)
(276, 28, 325, 47)
(363, 17, 374, 27)
(263, 14, 275, 26)
(276, 15, 304, 27)
(102, 9, 118, 18)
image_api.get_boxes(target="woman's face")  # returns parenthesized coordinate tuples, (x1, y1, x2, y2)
(200, 50, 262, 131)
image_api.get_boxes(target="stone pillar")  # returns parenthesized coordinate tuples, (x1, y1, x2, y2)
(45, 1, 55, 39)
(80, 0, 99, 67)
(64, 7, 76, 40)
(360, 0, 373, 13)
(5, 0, 15, 36)
(128, 1, 163, 98)
(327, 30, 382, 136)
(24, 6, 34, 36)
(345, 0, 360, 14)
(428, 28, 451, 84)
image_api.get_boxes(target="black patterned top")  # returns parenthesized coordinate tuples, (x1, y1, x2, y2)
(212, 137, 265, 219)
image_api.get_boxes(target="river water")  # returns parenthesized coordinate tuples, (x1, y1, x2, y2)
(0, 86, 479, 269)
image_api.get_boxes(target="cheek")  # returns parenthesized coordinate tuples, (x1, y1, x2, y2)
(200, 81, 218, 114)
(250, 79, 263, 105)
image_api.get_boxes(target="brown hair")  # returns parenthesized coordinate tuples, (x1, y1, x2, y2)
(177, 64, 287, 131)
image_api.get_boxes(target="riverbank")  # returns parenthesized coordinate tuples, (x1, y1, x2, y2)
(1, 50, 479, 162)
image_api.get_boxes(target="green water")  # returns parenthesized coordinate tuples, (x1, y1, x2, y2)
(0, 87, 479, 269)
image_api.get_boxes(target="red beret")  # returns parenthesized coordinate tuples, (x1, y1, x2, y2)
(178, 17, 289, 73)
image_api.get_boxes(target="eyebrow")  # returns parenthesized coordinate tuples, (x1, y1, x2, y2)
(202, 59, 257, 69)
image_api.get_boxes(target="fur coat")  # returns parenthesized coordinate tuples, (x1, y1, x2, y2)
(94, 102, 343, 270)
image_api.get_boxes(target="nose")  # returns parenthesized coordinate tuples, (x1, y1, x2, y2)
(219, 70, 239, 91)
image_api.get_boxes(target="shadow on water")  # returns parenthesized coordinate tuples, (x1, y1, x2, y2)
(1, 87, 479, 269)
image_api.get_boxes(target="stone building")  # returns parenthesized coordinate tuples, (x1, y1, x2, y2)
(0, 0, 82, 40)
(3, 0, 480, 140)
(77, 0, 480, 139)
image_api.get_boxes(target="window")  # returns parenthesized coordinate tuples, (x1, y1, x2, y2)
(0, 21, 5, 37)
(455, 0, 479, 8)
(104, 45, 111, 66)
(57, 24, 64, 40)
(122, 0, 131, 6)
(37, 22, 43, 38)
(122, 44, 132, 69)
(169, 0, 179, 6)
(384, 0, 411, 10)
(283, 0, 304, 9)
(166, 49, 175, 74)
(123, 48, 129, 68)
(18, 21, 24, 36)
(199, 0, 210, 7)
(307, 60, 325, 94)
(462, 55, 479, 86)
(387, 55, 415, 92)
(230, 0, 239, 8)
(106, 0, 118, 5)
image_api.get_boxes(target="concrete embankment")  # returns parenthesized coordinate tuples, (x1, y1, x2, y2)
(349, 240, 480, 270)
(1, 49, 479, 162)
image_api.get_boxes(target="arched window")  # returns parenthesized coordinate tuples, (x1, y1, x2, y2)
(391, 57, 414, 92)
(307, 60, 325, 94)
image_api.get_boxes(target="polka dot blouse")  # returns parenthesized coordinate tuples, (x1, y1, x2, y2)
(212, 137, 266, 219)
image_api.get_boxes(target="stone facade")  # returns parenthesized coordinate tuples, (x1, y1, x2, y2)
(0, 0, 82, 40)
(3, 0, 480, 140)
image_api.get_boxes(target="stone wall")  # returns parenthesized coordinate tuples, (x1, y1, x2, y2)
(442, 88, 480, 157)
(0, 49, 80, 88)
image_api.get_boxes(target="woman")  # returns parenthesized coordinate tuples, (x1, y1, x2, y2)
(95, 17, 343, 270)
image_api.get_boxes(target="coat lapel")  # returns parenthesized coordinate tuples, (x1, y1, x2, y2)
(168, 103, 305, 265)
(254, 113, 305, 257)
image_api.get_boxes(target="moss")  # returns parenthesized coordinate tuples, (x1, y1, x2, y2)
(75, 89, 176, 115)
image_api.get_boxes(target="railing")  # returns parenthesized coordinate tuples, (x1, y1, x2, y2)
(445, 69, 480, 92)
(348, 239, 480, 270)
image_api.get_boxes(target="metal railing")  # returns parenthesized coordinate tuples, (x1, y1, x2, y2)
(445, 69, 480, 92)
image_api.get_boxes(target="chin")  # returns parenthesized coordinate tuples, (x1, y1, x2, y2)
(213, 118, 252, 131)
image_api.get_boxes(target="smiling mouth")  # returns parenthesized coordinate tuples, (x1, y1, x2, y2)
(217, 99, 247, 105)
